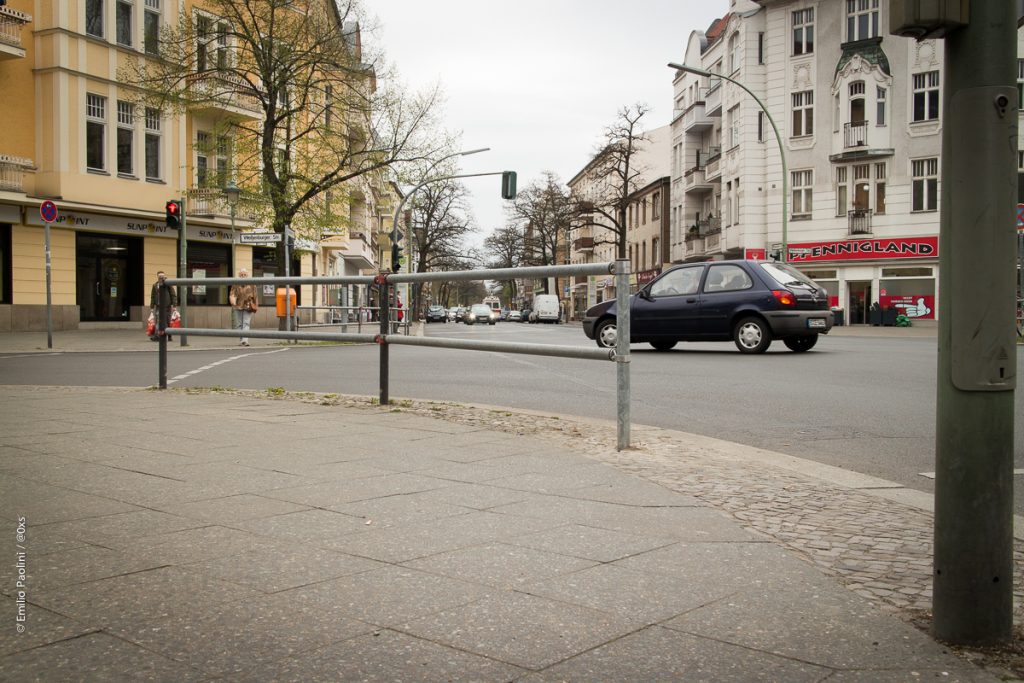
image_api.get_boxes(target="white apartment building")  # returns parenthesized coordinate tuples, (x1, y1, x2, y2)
(670, 0, 1024, 325)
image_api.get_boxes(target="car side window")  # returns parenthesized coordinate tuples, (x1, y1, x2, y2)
(650, 267, 701, 297)
(704, 264, 752, 293)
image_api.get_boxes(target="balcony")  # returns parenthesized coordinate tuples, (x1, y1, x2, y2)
(186, 71, 262, 121)
(704, 147, 723, 182)
(683, 234, 705, 259)
(682, 101, 713, 132)
(705, 231, 721, 252)
(705, 78, 723, 117)
(0, 5, 31, 60)
(848, 208, 872, 235)
(186, 187, 262, 222)
(573, 236, 595, 253)
(844, 121, 868, 148)
(0, 155, 32, 192)
(334, 230, 376, 270)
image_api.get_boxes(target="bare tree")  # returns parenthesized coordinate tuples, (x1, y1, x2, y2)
(483, 224, 526, 303)
(407, 179, 476, 317)
(506, 172, 576, 294)
(123, 0, 445, 269)
(577, 104, 650, 258)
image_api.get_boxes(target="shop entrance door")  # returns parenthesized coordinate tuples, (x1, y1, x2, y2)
(848, 281, 872, 325)
(76, 234, 140, 321)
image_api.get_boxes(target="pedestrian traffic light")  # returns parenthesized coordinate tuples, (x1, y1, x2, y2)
(165, 200, 182, 229)
(390, 227, 403, 270)
(501, 171, 517, 200)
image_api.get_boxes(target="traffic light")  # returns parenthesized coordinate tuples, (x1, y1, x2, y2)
(501, 171, 517, 200)
(390, 227, 403, 270)
(165, 200, 182, 229)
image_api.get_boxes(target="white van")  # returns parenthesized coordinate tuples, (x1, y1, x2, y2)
(531, 294, 561, 323)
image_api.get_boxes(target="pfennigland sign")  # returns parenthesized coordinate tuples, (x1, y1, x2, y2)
(786, 236, 938, 263)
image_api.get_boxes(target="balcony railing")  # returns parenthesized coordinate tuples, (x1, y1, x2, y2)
(0, 5, 31, 56)
(845, 121, 869, 148)
(0, 154, 31, 192)
(186, 71, 262, 119)
(186, 187, 262, 222)
(705, 231, 720, 251)
(848, 208, 872, 235)
(573, 236, 595, 252)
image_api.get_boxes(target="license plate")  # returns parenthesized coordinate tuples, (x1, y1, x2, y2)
(807, 318, 826, 329)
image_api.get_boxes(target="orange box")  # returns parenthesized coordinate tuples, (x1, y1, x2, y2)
(275, 287, 297, 317)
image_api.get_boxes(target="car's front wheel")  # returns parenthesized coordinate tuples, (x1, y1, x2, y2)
(650, 340, 677, 352)
(783, 334, 818, 352)
(595, 319, 617, 349)
(734, 317, 772, 354)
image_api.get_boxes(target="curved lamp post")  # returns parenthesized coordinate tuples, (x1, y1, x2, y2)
(667, 62, 788, 262)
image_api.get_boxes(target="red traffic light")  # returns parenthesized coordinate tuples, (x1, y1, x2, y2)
(165, 200, 182, 228)
(166, 201, 179, 216)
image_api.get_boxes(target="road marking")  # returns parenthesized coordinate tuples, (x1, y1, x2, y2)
(919, 469, 1024, 480)
(167, 347, 289, 385)
(0, 353, 65, 359)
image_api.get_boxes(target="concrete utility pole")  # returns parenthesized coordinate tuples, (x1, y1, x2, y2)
(930, 0, 1017, 645)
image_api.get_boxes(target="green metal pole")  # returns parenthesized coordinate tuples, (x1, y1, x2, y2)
(933, 0, 1017, 645)
(178, 196, 188, 347)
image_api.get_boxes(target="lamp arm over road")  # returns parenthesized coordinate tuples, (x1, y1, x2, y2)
(668, 62, 788, 262)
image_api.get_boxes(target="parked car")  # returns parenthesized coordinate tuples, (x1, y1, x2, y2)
(581, 260, 833, 353)
(519, 307, 532, 323)
(464, 303, 497, 325)
(531, 294, 561, 324)
(506, 310, 522, 322)
(500, 307, 511, 321)
(425, 305, 448, 323)
(449, 307, 466, 322)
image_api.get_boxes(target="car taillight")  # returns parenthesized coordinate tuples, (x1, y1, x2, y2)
(771, 289, 796, 307)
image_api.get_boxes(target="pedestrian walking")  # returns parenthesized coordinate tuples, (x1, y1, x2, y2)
(148, 271, 178, 341)
(229, 268, 258, 346)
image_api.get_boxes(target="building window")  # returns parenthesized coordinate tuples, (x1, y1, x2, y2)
(792, 8, 814, 55)
(874, 162, 887, 214)
(652, 191, 660, 220)
(913, 71, 940, 122)
(852, 164, 870, 212)
(652, 237, 660, 266)
(116, 0, 132, 47)
(733, 177, 740, 224)
(792, 91, 813, 137)
(216, 21, 229, 70)
(727, 105, 740, 148)
(145, 108, 161, 180)
(876, 87, 887, 126)
(835, 167, 848, 216)
(1018, 151, 1024, 203)
(757, 32, 765, 64)
(1018, 60, 1024, 110)
(86, 0, 104, 38)
(792, 169, 813, 217)
(86, 94, 106, 172)
(756, 111, 764, 142)
(324, 84, 333, 127)
(728, 32, 740, 73)
(846, 0, 879, 42)
(912, 158, 938, 212)
(144, 0, 160, 54)
(196, 15, 211, 71)
(641, 241, 646, 272)
(116, 101, 134, 176)
(216, 136, 230, 187)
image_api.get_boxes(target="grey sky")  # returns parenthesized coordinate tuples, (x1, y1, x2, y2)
(368, 0, 724, 248)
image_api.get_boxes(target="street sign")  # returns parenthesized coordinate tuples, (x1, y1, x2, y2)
(40, 200, 58, 224)
(239, 232, 283, 244)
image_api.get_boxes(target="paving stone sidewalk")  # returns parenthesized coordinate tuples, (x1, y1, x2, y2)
(0, 385, 1006, 681)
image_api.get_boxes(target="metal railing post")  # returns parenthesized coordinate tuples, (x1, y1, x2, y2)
(158, 283, 168, 389)
(378, 276, 390, 406)
(614, 259, 631, 450)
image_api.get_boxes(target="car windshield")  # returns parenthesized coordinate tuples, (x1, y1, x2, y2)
(758, 262, 820, 289)
(470, 305, 491, 315)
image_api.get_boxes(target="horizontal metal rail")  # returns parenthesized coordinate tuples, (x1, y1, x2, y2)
(172, 328, 379, 344)
(386, 334, 614, 361)
(164, 275, 377, 287)
(386, 262, 613, 284)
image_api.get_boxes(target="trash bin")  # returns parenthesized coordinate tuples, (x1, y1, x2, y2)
(275, 287, 296, 317)
(831, 307, 844, 327)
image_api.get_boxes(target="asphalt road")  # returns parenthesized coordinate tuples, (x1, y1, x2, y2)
(2, 321, 1022, 512)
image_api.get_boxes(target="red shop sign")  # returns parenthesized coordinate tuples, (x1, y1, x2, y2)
(745, 248, 767, 260)
(786, 236, 938, 263)
(880, 294, 936, 320)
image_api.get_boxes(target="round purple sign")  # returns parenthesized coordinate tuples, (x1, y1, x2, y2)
(40, 200, 58, 223)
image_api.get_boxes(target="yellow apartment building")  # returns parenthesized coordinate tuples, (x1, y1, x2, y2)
(0, 0, 389, 332)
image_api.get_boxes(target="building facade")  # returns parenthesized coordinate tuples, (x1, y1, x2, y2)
(0, 1, 387, 332)
(670, 0, 1024, 325)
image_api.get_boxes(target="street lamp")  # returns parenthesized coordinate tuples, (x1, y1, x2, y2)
(667, 62, 789, 262)
(223, 179, 241, 233)
(392, 147, 489, 324)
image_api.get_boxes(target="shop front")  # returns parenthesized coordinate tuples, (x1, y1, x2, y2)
(789, 236, 939, 326)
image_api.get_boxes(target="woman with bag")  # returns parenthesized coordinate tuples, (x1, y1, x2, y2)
(229, 268, 258, 346)
(148, 271, 178, 342)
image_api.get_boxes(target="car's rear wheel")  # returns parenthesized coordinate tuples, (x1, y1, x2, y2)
(734, 317, 772, 354)
(783, 334, 818, 352)
(595, 319, 617, 349)
(650, 340, 677, 351)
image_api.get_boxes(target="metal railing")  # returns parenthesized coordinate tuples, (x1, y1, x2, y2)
(295, 305, 378, 331)
(848, 208, 872, 235)
(155, 261, 633, 449)
(845, 121, 869, 148)
(0, 5, 31, 49)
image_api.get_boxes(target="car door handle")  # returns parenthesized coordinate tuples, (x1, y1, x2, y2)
(686, 298, 697, 303)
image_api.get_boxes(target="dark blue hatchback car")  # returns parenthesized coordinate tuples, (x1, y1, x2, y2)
(582, 260, 833, 353)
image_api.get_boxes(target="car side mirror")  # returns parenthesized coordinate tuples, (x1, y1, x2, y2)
(638, 288, 653, 301)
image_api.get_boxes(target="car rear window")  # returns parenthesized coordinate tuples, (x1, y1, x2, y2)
(758, 262, 821, 289)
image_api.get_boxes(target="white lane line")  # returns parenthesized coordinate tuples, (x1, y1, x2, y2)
(167, 347, 289, 385)
(0, 353, 66, 359)
(919, 469, 1024, 480)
